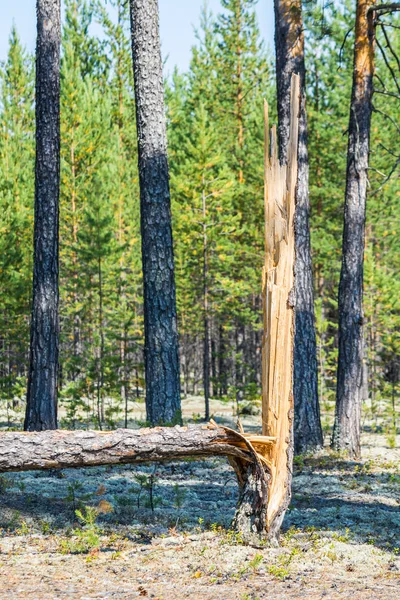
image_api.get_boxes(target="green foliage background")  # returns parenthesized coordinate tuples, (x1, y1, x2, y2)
(0, 0, 398, 434)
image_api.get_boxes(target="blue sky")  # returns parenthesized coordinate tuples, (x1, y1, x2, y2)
(0, 0, 274, 73)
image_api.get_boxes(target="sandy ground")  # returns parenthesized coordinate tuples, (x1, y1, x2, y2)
(0, 400, 400, 599)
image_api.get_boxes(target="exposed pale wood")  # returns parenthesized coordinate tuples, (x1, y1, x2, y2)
(262, 74, 300, 535)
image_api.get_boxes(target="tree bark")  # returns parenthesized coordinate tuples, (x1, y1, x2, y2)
(129, 0, 181, 425)
(273, 0, 323, 454)
(25, 0, 61, 432)
(332, 0, 376, 458)
(0, 426, 260, 472)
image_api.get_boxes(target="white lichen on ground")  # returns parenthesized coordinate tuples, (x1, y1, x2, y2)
(0, 400, 399, 599)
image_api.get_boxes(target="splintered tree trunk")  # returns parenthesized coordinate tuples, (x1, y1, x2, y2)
(25, 0, 61, 432)
(332, 0, 376, 458)
(261, 75, 299, 537)
(129, 0, 181, 425)
(274, 0, 323, 453)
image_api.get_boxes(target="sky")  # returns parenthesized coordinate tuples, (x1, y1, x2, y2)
(0, 0, 274, 73)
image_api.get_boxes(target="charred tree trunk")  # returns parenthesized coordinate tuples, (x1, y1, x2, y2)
(274, 0, 323, 453)
(129, 0, 181, 425)
(332, 0, 376, 458)
(25, 0, 61, 432)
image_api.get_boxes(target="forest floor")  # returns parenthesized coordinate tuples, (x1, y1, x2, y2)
(0, 398, 400, 599)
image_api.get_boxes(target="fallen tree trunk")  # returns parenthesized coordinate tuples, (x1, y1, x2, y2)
(0, 424, 273, 540)
(0, 425, 274, 473)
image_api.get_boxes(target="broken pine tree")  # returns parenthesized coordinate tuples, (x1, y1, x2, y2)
(0, 74, 300, 543)
(261, 72, 299, 537)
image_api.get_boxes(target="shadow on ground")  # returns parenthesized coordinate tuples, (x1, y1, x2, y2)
(1, 432, 399, 555)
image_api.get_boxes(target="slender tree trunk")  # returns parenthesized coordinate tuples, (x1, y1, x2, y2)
(219, 324, 227, 397)
(97, 254, 105, 427)
(202, 186, 210, 420)
(273, 0, 323, 453)
(235, 0, 244, 185)
(123, 326, 129, 427)
(116, 3, 128, 419)
(211, 325, 217, 398)
(25, 0, 61, 432)
(235, 325, 245, 414)
(332, 0, 376, 458)
(129, 0, 181, 425)
(70, 142, 81, 379)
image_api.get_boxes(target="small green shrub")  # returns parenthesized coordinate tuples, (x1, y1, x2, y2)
(16, 519, 31, 535)
(172, 483, 187, 509)
(267, 564, 289, 580)
(60, 506, 104, 554)
(65, 480, 91, 514)
(248, 553, 263, 571)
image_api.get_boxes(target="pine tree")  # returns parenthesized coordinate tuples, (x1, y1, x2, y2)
(306, 1, 353, 426)
(57, 0, 144, 428)
(362, 10, 400, 439)
(59, 0, 111, 425)
(332, 0, 377, 458)
(306, 2, 400, 443)
(99, 0, 144, 427)
(172, 0, 273, 406)
(76, 146, 119, 428)
(171, 104, 238, 418)
(0, 28, 34, 419)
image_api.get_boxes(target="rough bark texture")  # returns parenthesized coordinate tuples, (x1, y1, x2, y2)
(274, 0, 323, 453)
(231, 463, 270, 542)
(0, 426, 252, 472)
(129, 0, 181, 425)
(332, 0, 376, 458)
(25, 0, 61, 432)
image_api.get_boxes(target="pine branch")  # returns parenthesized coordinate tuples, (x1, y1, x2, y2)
(368, 3, 400, 15)
(375, 36, 400, 95)
(372, 104, 400, 134)
(374, 88, 400, 100)
(381, 24, 400, 72)
(370, 155, 400, 196)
